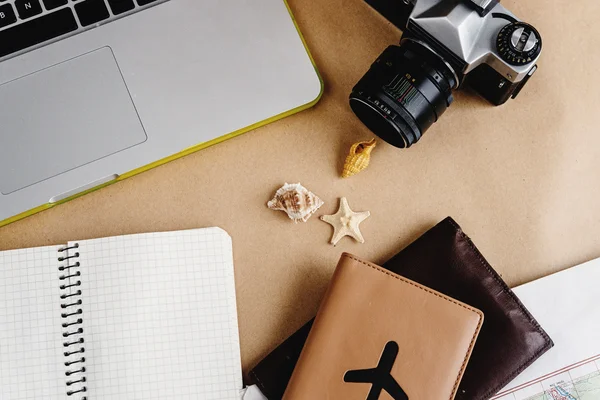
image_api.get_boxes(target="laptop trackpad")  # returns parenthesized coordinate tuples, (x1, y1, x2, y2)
(0, 47, 146, 195)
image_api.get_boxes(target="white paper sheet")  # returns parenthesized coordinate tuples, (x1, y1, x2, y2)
(75, 227, 243, 400)
(0, 246, 66, 399)
(492, 258, 600, 399)
(242, 385, 268, 400)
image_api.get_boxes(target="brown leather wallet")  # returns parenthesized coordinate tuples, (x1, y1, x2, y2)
(249, 217, 554, 400)
(283, 253, 484, 400)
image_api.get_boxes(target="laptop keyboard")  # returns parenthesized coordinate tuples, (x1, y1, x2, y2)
(0, 0, 164, 60)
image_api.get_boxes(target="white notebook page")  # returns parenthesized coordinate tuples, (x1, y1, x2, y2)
(0, 246, 66, 399)
(74, 228, 242, 399)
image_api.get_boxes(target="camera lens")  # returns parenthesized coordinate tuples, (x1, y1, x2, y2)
(350, 40, 457, 148)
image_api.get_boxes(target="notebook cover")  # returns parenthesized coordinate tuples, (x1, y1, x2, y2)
(282, 253, 483, 400)
(249, 217, 554, 400)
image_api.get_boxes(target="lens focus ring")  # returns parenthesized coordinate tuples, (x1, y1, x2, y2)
(350, 43, 456, 148)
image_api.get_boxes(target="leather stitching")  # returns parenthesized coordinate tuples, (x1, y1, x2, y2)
(249, 369, 269, 396)
(344, 253, 484, 400)
(445, 218, 554, 400)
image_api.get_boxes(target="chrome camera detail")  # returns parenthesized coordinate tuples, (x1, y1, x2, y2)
(350, 0, 542, 148)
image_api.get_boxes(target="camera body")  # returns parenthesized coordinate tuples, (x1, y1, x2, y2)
(350, 0, 542, 148)
(369, 0, 540, 105)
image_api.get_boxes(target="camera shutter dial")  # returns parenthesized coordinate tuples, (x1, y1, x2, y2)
(496, 22, 541, 66)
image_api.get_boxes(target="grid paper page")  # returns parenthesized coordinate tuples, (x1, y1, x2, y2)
(0, 246, 66, 399)
(74, 227, 242, 399)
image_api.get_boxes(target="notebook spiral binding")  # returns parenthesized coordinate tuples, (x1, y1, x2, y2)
(58, 244, 87, 399)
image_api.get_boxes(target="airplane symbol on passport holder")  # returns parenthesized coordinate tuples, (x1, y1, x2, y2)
(344, 341, 409, 400)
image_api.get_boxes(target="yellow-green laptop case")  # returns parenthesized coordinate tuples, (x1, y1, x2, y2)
(0, 0, 323, 228)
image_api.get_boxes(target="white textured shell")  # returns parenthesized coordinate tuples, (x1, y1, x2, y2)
(267, 183, 324, 223)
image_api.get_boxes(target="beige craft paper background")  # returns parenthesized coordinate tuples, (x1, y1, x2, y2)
(1, 0, 599, 376)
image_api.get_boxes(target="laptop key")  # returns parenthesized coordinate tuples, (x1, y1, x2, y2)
(14, 0, 42, 19)
(0, 7, 78, 58)
(74, 0, 109, 27)
(43, 0, 68, 11)
(107, 0, 135, 15)
(137, 0, 157, 5)
(0, 4, 17, 28)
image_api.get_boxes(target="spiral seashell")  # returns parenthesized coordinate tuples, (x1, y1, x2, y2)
(342, 139, 377, 178)
(267, 183, 324, 223)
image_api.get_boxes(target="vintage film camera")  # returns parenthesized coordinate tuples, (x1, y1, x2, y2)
(350, 0, 542, 148)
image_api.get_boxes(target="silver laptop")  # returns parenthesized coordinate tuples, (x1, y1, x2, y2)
(0, 0, 322, 226)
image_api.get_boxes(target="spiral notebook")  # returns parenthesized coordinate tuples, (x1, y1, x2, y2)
(0, 228, 243, 400)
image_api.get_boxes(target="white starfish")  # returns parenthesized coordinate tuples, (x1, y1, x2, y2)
(320, 197, 370, 245)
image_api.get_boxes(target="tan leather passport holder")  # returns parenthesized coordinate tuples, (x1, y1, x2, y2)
(283, 253, 484, 400)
